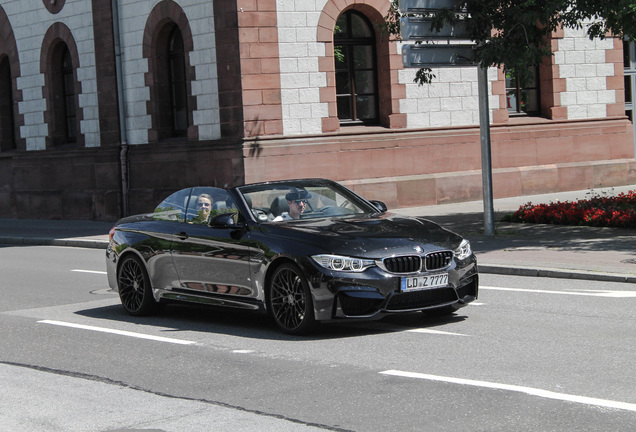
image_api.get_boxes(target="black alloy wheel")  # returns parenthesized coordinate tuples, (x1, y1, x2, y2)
(268, 263, 316, 335)
(117, 255, 156, 316)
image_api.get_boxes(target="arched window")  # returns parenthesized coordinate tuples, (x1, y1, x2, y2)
(334, 10, 378, 125)
(62, 47, 77, 142)
(168, 27, 188, 136)
(48, 42, 77, 146)
(0, 55, 16, 151)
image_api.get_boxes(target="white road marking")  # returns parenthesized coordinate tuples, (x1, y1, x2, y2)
(38, 320, 197, 345)
(482, 285, 636, 298)
(406, 329, 468, 336)
(71, 269, 107, 275)
(380, 370, 636, 412)
(233, 350, 255, 354)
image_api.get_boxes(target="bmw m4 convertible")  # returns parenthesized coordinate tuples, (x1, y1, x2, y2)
(106, 179, 478, 334)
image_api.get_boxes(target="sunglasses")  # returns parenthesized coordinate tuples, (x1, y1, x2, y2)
(292, 199, 308, 205)
(197, 202, 211, 208)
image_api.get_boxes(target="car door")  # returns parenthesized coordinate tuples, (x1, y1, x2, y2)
(169, 187, 256, 306)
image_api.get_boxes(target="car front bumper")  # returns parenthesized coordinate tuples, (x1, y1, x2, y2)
(304, 256, 478, 321)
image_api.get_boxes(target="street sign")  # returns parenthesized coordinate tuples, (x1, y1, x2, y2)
(402, 44, 475, 68)
(400, 17, 470, 40)
(398, 0, 465, 13)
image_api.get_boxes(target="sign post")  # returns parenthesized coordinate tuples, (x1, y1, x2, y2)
(399, 0, 495, 236)
(477, 65, 494, 236)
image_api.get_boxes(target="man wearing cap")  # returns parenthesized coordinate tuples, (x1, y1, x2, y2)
(273, 190, 310, 221)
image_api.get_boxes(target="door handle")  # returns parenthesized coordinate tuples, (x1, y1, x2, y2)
(176, 232, 189, 240)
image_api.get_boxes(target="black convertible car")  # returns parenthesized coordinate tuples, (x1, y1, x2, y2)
(106, 179, 478, 334)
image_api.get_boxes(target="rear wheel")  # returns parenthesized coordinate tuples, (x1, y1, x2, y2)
(268, 263, 316, 335)
(117, 254, 156, 316)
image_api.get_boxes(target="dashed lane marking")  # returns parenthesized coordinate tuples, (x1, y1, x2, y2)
(481, 285, 636, 298)
(71, 269, 107, 275)
(38, 320, 197, 345)
(380, 370, 636, 412)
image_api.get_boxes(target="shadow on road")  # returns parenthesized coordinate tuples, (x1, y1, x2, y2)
(74, 302, 468, 341)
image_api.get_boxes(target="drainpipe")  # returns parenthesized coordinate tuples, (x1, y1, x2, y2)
(112, 0, 129, 217)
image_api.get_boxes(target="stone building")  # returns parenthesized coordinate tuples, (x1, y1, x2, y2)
(0, 0, 634, 221)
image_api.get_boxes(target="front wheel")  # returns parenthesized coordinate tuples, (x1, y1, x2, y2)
(117, 254, 157, 316)
(268, 263, 316, 335)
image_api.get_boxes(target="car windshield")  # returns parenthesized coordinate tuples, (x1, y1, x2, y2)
(238, 180, 377, 222)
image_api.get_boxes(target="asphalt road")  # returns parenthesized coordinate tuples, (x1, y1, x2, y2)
(1, 245, 635, 431)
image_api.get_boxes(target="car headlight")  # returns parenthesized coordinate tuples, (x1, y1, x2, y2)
(453, 239, 472, 260)
(311, 254, 375, 272)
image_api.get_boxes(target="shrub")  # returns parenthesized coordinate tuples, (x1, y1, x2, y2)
(505, 190, 636, 229)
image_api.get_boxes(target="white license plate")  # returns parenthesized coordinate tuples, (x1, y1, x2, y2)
(401, 273, 449, 291)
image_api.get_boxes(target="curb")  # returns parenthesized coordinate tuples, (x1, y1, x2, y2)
(478, 264, 636, 284)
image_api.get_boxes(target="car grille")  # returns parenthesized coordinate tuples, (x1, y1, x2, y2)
(425, 251, 453, 271)
(385, 287, 458, 311)
(382, 255, 421, 273)
(381, 251, 453, 274)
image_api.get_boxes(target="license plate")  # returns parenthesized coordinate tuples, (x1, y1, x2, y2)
(401, 273, 448, 291)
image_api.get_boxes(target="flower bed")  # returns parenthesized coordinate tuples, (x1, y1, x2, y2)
(504, 190, 636, 229)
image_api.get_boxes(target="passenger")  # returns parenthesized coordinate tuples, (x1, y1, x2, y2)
(273, 190, 310, 221)
(194, 193, 213, 223)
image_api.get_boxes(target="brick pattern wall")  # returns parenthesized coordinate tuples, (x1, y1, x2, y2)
(118, 0, 221, 144)
(238, 0, 283, 137)
(277, 0, 327, 135)
(557, 26, 616, 119)
(606, 37, 626, 118)
(91, 0, 119, 147)
(399, 61, 500, 128)
(2, 0, 99, 150)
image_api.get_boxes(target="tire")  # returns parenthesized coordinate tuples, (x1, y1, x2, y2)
(268, 263, 317, 335)
(117, 254, 157, 316)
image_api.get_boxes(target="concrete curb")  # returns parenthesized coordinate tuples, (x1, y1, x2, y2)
(478, 264, 636, 284)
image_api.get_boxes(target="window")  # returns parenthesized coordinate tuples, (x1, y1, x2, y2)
(334, 11, 378, 125)
(62, 47, 77, 142)
(624, 40, 635, 122)
(624, 39, 636, 150)
(150, 22, 190, 140)
(505, 67, 540, 115)
(168, 27, 188, 136)
(48, 42, 78, 146)
(0, 56, 16, 151)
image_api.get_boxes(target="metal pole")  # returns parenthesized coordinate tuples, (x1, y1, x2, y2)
(112, 0, 129, 217)
(477, 65, 494, 236)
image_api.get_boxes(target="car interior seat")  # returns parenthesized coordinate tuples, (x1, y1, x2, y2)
(268, 195, 290, 218)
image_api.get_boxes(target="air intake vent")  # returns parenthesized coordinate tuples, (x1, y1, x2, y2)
(425, 251, 453, 271)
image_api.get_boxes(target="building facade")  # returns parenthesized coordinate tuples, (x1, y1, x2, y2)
(0, 0, 634, 221)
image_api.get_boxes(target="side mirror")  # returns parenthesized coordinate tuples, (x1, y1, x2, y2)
(209, 212, 240, 228)
(369, 200, 387, 213)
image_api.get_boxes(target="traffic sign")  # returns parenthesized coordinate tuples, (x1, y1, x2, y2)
(402, 44, 475, 68)
(400, 17, 470, 40)
(398, 0, 465, 13)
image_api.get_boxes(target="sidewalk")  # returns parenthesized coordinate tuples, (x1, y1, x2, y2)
(0, 185, 635, 283)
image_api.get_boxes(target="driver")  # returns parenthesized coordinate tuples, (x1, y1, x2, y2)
(273, 190, 310, 221)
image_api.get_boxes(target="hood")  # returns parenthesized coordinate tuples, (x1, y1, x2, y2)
(265, 212, 463, 258)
